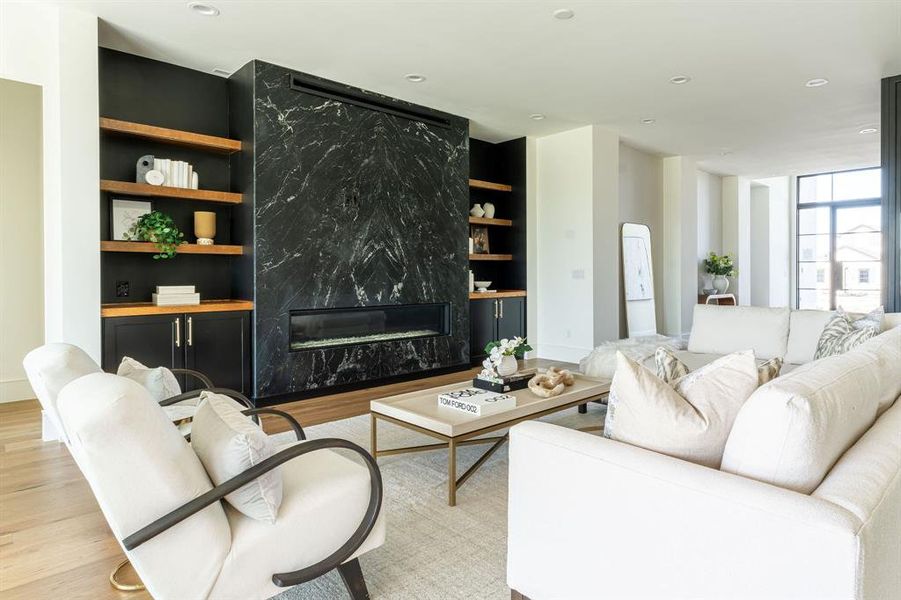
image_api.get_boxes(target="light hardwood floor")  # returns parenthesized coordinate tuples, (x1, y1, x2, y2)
(0, 360, 566, 598)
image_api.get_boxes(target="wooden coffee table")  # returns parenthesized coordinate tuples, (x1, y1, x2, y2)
(370, 374, 610, 506)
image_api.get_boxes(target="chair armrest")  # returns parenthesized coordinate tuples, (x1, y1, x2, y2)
(508, 421, 862, 600)
(122, 438, 382, 588)
(160, 387, 253, 409)
(242, 407, 306, 441)
(170, 368, 214, 389)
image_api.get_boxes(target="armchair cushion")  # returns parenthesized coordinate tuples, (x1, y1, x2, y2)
(210, 441, 386, 600)
(191, 392, 283, 523)
(117, 356, 182, 403)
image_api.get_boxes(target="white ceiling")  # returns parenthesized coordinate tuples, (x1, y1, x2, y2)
(52, 0, 901, 177)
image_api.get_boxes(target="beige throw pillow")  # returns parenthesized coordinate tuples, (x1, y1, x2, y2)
(191, 392, 282, 523)
(605, 350, 759, 468)
(117, 356, 181, 402)
(654, 347, 783, 386)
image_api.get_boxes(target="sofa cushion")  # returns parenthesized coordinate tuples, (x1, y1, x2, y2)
(785, 310, 834, 364)
(117, 356, 182, 403)
(191, 392, 283, 523)
(605, 351, 758, 468)
(57, 373, 230, 600)
(721, 348, 883, 494)
(688, 305, 790, 359)
(851, 326, 901, 414)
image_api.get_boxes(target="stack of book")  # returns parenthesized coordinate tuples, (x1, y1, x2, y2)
(153, 158, 199, 190)
(473, 368, 536, 393)
(152, 285, 200, 306)
(437, 388, 516, 416)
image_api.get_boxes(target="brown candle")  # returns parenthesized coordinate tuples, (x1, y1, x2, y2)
(194, 211, 216, 244)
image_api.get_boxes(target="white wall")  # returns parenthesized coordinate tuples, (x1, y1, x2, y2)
(697, 170, 723, 288)
(0, 3, 101, 363)
(722, 176, 751, 304)
(1, 79, 43, 402)
(662, 156, 698, 335)
(591, 128, 620, 344)
(618, 143, 663, 337)
(757, 176, 791, 307)
(750, 184, 770, 306)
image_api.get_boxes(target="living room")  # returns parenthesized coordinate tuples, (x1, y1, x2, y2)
(1, 1, 899, 599)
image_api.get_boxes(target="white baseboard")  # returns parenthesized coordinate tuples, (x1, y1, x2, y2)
(536, 344, 592, 365)
(0, 378, 35, 403)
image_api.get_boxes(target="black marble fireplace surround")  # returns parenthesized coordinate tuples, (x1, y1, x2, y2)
(229, 61, 470, 400)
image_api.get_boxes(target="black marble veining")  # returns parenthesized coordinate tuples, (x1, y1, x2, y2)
(230, 61, 470, 399)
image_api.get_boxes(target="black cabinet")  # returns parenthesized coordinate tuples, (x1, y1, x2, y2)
(470, 297, 526, 364)
(102, 310, 251, 395)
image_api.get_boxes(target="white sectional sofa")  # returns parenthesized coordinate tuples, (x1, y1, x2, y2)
(508, 306, 901, 600)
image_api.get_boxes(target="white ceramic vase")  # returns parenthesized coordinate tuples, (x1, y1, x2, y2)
(483, 202, 495, 219)
(470, 204, 485, 218)
(497, 355, 518, 377)
(713, 275, 730, 294)
(702, 274, 714, 292)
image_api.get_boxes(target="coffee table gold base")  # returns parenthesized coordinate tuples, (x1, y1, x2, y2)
(109, 559, 145, 592)
(371, 395, 602, 506)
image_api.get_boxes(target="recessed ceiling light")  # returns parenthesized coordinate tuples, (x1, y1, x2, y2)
(187, 2, 219, 16)
(404, 74, 426, 83)
(212, 68, 230, 76)
(859, 127, 878, 134)
(669, 75, 691, 85)
(640, 118, 656, 125)
(805, 78, 829, 87)
(553, 8, 575, 20)
(720, 150, 733, 156)
(529, 113, 546, 121)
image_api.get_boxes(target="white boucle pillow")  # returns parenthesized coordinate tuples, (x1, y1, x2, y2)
(604, 350, 759, 469)
(191, 392, 282, 523)
(117, 356, 181, 402)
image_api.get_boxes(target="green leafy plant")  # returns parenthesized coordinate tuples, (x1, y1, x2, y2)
(484, 336, 533, 359)
(125, 211, 185, 259)
(703, 252, 735, 277)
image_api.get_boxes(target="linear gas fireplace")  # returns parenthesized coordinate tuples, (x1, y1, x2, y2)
(289, 303, 451, 351)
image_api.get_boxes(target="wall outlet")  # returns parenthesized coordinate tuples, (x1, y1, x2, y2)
(116, 280, 129, 297)
(572, 269, 585, 280)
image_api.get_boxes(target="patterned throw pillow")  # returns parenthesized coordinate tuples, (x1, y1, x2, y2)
(814, 311, 879, 359)
(849, 306, 884, 331)
(653, 347, 783, 386)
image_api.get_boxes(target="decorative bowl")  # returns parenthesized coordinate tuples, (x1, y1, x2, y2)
(474, 281, 492, 291)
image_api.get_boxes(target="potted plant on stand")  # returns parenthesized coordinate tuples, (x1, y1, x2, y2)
(482, 337, 533, 378)
(703, 252, 735, 294)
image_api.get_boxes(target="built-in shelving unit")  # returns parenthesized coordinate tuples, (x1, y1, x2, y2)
(469, 253, 513, 261)
(100, 117, 242, 154)
(100, 180, 242, 204)
(469, 290, 526, 300)
(469, 178, 513, 192)
(469, 216, 512, 227)
(101, 241, 243, 255)
(101, 299, 253, 317)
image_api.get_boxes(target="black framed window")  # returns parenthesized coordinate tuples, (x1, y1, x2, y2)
(796, 167, 882, 311)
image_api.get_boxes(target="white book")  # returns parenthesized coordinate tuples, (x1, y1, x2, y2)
(187, 164, 193, 189)
(191, 171, 199, 189)
(177, 161, 185, 188)
(163, 159, 172, 186)
(156, 285, 195, 294)
(437, 388, 516, 416)
(181, 161, 188, 188)
(152, 293, 200, 306)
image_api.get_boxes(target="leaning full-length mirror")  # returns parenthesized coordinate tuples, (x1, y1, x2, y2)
(621, 223, 657, 337)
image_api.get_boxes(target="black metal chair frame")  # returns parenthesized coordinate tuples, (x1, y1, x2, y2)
(120, 410, 381, 599)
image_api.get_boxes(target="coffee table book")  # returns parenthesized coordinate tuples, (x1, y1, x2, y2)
(437, 388, 516, 416)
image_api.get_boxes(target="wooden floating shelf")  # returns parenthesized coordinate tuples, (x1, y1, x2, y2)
(101, 299, 253, 318)
(469, 179, 512, 192)
(469, 253, 513, 261)
(100, 117, 242, 154)
(101, 241, 243, 255)
(469, 216, 512, 227)
(469, 290, 526, 300)
(100, 180, 242, 204)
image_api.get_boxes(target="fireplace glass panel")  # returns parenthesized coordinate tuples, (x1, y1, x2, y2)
(289, 303, 450, 351)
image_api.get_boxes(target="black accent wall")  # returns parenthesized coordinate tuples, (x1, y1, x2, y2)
(229, 61, 471, 399)
(99, 49, 235, 304)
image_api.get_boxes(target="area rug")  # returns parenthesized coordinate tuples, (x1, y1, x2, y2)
(272, 402, 606, 600)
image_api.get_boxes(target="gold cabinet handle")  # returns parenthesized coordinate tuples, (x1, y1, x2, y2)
(494, 299, 499, 319)
(174, 318, 181, 348)
(500, 299, 504, 319)
(187, 316, 193, 347)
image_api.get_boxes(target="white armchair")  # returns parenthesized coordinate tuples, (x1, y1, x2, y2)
(56, 372, 385, 599)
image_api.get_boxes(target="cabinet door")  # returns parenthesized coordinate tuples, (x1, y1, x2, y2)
(102, 315, 184, 375)
(497, 297, 526, 341)
(470, 299, 498, 364)
(184, 311, 251, 395)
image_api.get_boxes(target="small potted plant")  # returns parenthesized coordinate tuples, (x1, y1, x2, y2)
(125, 211, 185, 259)
(482, 336, 533, 378)
(703, 252, 735, 294)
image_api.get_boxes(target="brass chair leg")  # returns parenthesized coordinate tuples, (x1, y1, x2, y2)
(110, 558, 146, 592)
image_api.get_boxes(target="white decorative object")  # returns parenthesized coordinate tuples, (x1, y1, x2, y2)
(111, 198, 152, 241)
(474, 280, 492, 292)
(468, 237, 474, 253)
(191, 171, 199, 189)
(483, 202, 495, 219)
(470, 204, 485, 218)
(527, 366, 575, 398)
(437, 388, 515, 416)
(713, 275, 730, 294)
(144, 169, 165, 186)
(497, 355, 518, 377)
(469, 270, 475, 293)
(621, 223, 657, 337)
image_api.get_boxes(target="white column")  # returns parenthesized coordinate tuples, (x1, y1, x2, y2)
(662, 156, 698, 336)
(591, 127, 620, 345)
(722, 176, 751, 305)
(750, 184, 770, 306)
